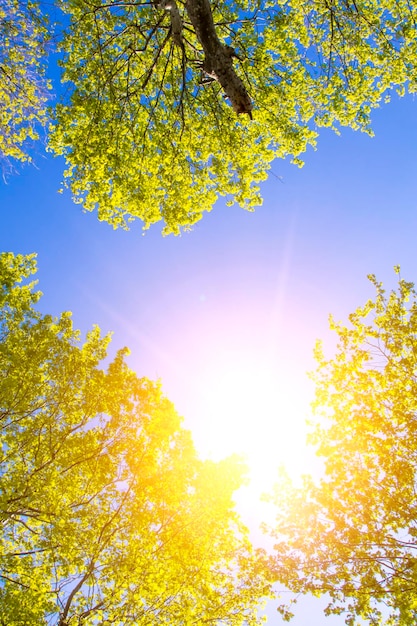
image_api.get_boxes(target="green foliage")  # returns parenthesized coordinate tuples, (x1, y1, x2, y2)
(49, 0, 417, 232)
(0, 0, 50, 165)
(269, 269, 417, 625)
(3, 0, 417, 230)
(0, 252, 272, 626)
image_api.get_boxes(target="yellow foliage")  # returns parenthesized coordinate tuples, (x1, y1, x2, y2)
(0, 252, 272, 625)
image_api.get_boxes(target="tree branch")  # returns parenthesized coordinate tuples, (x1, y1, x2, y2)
(184, 0, 252, 117)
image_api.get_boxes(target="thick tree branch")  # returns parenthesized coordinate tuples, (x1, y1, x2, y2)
(185, 0, 252, 117)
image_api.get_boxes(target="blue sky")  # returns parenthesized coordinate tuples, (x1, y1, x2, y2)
(1, 89, 417, 623)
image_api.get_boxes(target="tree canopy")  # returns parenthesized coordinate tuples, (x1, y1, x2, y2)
(0, 251, 272, 626)
(1, 0, 417, 231)
(269, 269, 417, 625)
(0, 0, 50, 167)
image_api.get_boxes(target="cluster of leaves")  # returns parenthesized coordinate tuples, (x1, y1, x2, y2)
(50, 0, 282, 233)
(0, 0, 50, 167)
(2, 0, 417, 231)
(0, 252, 272, 626)
(269, 269, 417, 625)
(49, 0, 417, 232)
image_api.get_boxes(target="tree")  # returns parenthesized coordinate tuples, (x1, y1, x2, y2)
(0, 0, 50, 167)
(49, 0, 417, 233)
(268, 268, 417, 625)
(0, 251, 272, 625)
(2, 0, 417, 232)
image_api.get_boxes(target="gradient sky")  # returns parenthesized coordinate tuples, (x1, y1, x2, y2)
(1, 89, 417, 624)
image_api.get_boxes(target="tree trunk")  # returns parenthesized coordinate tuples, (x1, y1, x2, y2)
(185, 0, 252, 117)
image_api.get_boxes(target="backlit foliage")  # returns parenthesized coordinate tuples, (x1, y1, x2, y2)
(0, 252, 271, 626)
(50, 0, 417, 233)
(3, 0, 417, 230)
(269, 269, 417, 625)
(0, 0, 49, 166)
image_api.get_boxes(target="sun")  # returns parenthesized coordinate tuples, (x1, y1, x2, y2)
(192, 350, 313, 488)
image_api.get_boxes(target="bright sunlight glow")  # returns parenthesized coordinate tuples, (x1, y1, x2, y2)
(193, 350, 314, 489)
